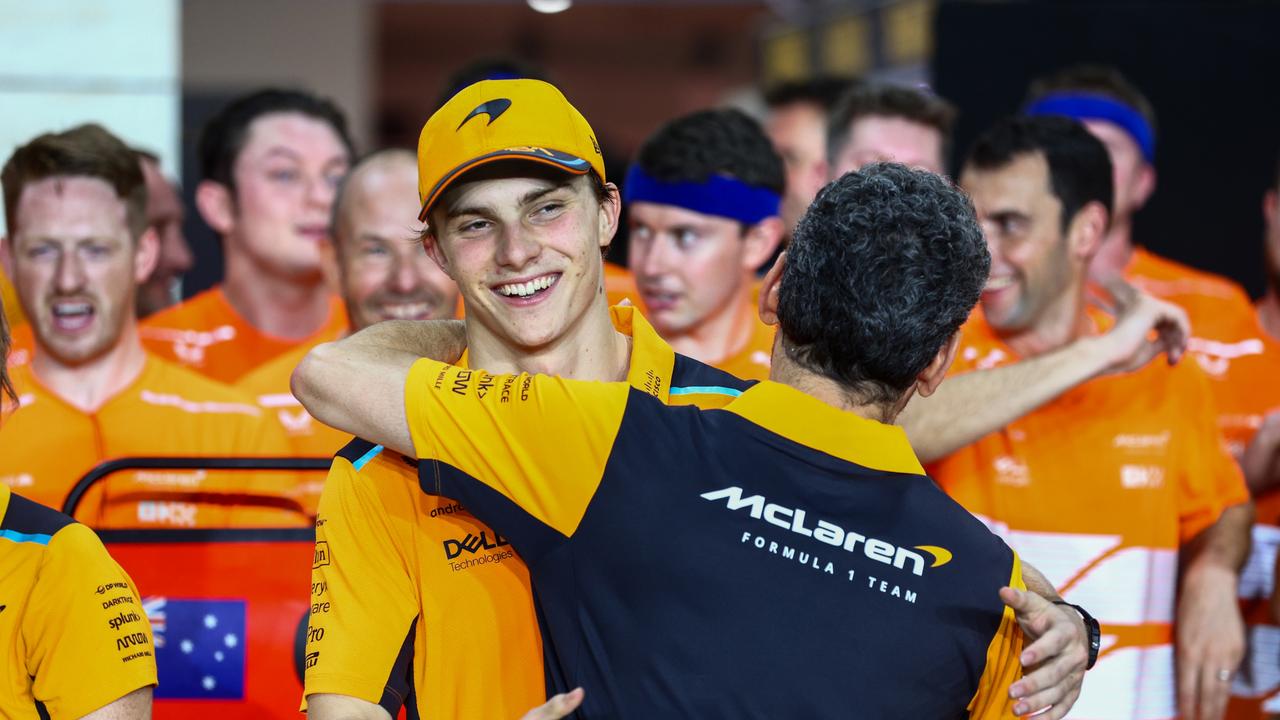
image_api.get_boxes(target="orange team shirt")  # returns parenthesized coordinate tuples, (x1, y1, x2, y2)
(0, 268, 26, 329)
(139, 286, 347, 383)
(712, 301, 775, 381)
(0, 355, 310, 529)
(603, 260, 639, 306)
(928, 308, 1248, 720)
(1226, 331, 1280, 719)
(303, 306, 754, 719)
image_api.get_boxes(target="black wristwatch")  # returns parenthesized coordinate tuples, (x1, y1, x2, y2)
(1053, 600, 1101, 670)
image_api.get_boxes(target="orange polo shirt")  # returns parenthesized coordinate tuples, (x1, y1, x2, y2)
(0, 355, 308, 529)
(929, 309, 1247, 720)
(603, 261, 639, 306)
(1224, 332, 1280, 719)
(139, 286, 347, 384)
(303, 306, 756, 719)
(712, 303, 775, 381)
(0, 269, 25, 329)
(237, 341, 352, 458)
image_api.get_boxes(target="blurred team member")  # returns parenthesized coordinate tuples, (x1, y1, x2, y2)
(0, 289, 157, 719)
(0, 124, 301, 528)
(627, 109, 784, 380)
(762, 76, 856, 235)
(931, 115, 1250, 720)
(133, 150, 194, 318)
(140, 89, 354, 383)
(827, 82, 954, 178)
(1225, 159, 1280, 719)
(1024, 66, 1268, 451)
(238, 149, 459, 457)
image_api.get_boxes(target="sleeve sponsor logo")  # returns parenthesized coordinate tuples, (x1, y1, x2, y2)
(97, 581, 132, 595)
(312, 541, 331, 569)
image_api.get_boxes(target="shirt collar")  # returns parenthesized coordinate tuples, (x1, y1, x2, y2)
(723, 380, 925, 476)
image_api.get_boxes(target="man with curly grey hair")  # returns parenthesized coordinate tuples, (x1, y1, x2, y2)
(296, 162, 1065, 717)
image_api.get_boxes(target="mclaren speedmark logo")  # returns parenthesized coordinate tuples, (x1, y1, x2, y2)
(700, 486, 952, 576)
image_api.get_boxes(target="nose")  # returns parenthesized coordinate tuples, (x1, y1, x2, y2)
(494, 225, 540, 270)
(167, 227, 195, 274)
(390, 254, 420, 295)
(55, 248, 87, 294)
(631, 233, 675, 281)
(307, 173, 337, 212)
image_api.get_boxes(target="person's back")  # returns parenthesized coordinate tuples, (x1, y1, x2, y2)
(408, 375, 1023, 717)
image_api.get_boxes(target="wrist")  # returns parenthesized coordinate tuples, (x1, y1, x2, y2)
(1072, 335, 1116, 380)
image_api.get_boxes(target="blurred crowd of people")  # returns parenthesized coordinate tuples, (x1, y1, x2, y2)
(2, 56, 1279, 719)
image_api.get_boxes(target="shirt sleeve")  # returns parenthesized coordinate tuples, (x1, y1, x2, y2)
(1175, 363, 1249, 543)
(23, 524, 157, 719)
(404, 358, 629, 557)
(302, 447, 420, 714)
(967, 553, 1025, 720)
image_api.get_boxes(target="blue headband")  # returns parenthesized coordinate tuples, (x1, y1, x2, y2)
(1024, 93, 1156, 163)
(622, 165, 781, 225)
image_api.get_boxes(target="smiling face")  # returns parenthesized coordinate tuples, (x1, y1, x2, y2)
(8, 176, 155, 365)
(334, 157, 459, 331)
(221, 112, 350, 280)
(960, 152, 1078, 335)
(424, 164, 617, 350)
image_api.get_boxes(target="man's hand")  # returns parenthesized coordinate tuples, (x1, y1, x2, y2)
(1000, 586, 1087, 718)
(519, 689, 584, 720)
(1088, 280, 1190, 375)
(1177, 563, 1245, 720)
(1242, 410, 1280, 495)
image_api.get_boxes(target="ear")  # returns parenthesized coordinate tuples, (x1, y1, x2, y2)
(1132, 163, 1156, 209)
(742, 216, 785, 270)
(1264, 188, 1278, 225)
(420, 229, 452, 278)
(195, 180, 236, 236)
(133, 228, 161, 285)
(914, 331, 960, 398)
(757, 251, 785, 326)
(596, 182, 622, 251)
(1067, 200, 1109, 261)
(0, 235, 13, 278)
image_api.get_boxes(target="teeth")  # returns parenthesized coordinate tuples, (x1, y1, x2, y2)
(52, 302, 92, 317)
(497, 275, 557, 298)
(382, 303, 430, 320)
(984, 276, 1014, 291)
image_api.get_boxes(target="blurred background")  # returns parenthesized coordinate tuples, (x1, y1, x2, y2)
(1, 0, 1277, 298)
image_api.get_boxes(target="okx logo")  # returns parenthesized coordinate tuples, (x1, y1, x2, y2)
(443, 531, 509, 560)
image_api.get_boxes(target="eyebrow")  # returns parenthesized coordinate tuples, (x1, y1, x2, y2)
(444, 181, 573, 220)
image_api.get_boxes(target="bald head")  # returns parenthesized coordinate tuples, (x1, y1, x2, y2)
(329, 149, 459, 331)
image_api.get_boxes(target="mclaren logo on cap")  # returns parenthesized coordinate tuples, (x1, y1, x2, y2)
(458, 98, 513, 131)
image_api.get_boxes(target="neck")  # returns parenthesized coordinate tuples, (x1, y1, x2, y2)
(1000, 284, 1091, 358)
(1090, 214, 1136, 284)
(222, 247, 332, 339)
(467, 294, 632, 382)
(31, 326, 148, 413)
(768, 347, 900, 424)
(1259, 289, 1280, 342)
(665, 280, 756, 364)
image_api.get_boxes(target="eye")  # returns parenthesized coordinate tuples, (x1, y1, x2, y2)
(458, 219, 491, 234)
(81, 243, 114, 260)
(361, 244, 390, 257)
(533, 202, 565, 220)
(268, 168, 301, 183)
(674, 229, 699, 249)
(27, 245, 58, 261)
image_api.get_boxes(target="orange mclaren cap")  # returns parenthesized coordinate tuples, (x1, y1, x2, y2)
(416, 79, 605, 222)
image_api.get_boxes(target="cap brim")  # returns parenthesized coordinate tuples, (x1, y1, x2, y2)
(418, 149, 593, 222)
